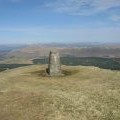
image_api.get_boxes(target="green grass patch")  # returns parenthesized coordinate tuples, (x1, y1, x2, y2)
(32, 57, 120, 70)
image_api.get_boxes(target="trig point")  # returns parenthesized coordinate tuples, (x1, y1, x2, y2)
(47, 51, 62, 76)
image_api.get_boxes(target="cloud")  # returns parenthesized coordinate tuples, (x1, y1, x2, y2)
(1, 0, 120, 16)
(43, 0, 95, 15)
(110, 15, 120, 21)
(0, 28, 33, 32)
(43, 0, 120, 15)
(0, 0, 21, 3)
(0, 27, 120, 43)
(93, 0, 120, 10)
(10, 0, 20, 2)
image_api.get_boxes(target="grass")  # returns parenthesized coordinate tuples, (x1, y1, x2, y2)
(0, 65, 120, 120)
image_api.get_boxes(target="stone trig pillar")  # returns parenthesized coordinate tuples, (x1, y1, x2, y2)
(48, 51, 62, 76)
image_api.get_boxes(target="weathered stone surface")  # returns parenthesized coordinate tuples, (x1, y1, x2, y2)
(47, 51, 62, 76)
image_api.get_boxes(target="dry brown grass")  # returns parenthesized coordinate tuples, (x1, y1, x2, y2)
(0, 65, 120, 120)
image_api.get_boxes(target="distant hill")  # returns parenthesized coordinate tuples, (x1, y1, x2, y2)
(0, 43, 120, 64)
(0, 44, 27, 51)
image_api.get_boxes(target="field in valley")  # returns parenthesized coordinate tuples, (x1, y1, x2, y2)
(33, 57, 120, 70)
(0, 65, 120, 120)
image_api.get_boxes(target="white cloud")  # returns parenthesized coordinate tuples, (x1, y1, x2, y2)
(0, 0, 21, 2)
(110, 15, 120, 21)
(43, 0, 120, 15)
(93, 0, 120, 10)
(0, 27, 120, 43)
(10, 0, 20, 2)
(0, 28, 33, 32)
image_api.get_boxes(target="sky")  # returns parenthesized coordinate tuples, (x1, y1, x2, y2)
(0, 0, 120, 44)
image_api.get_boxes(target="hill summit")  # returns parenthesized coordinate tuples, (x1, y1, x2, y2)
(0, 65, 120, 120)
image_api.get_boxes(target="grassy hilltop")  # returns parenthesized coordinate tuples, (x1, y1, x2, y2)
(0, 65, 120, 120)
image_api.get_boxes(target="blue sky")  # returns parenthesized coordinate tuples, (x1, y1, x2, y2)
(0, 0, 120, 44)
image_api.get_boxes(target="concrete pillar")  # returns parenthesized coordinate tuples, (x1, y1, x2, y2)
(48, 51, 62, 76)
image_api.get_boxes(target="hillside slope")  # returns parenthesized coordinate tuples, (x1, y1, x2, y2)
(1, 44, 120, 64)
(0, 65, 120, 120)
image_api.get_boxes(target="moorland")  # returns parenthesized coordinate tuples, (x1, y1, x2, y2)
(0, 43, 120, 120)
